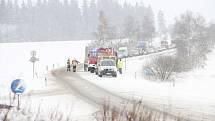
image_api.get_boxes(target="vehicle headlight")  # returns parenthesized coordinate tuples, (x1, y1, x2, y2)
(113, 67, 117, 72)
(100, 67, 105, 71)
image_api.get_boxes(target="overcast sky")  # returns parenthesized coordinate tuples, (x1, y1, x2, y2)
(120, 0, 215, 24)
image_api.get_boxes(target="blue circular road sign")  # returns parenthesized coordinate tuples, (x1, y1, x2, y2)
(11, 79, 26, 94)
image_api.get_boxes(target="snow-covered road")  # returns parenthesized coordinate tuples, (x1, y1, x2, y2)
(50, 65, 188, 121)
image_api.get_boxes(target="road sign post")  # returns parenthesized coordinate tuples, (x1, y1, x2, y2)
(17, 94, 20, 110)
(11, 79, 26, 110)
(33, 62, 35, 78)
(29, 51, 39, 78)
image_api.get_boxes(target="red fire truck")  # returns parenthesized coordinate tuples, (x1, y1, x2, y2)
(84, 46, 97, 73)
(84, 47, 117, 73)
(95, 48, 118, 75)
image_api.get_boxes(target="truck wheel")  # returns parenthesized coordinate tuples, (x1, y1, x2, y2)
(113, 74, 117, 77)
(90, 68, 94, 73)
(88, 67, 91, 72)
(84, 64, 88, 71)
(112, 73, 117, 77)
(98, 74, 102, 77)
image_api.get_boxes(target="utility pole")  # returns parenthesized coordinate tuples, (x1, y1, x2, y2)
(33, 61, 35, 78)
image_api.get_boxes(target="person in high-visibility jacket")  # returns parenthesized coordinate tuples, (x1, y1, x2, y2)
(117, 58, 123, 74)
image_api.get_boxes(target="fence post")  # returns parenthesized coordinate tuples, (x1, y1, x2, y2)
(173, 79, 175, 87)
(45, 77, 47, 87)
(9, 91, 11, 106)
(46, 65, 48, 72)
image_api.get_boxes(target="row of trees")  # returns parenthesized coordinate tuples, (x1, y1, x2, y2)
(0, 0, 166, 42)
(172, 11, 215, 70)
(145, 11, 215, 81)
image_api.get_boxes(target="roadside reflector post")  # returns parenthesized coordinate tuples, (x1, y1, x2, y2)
(46, 65, 48, 72)
(135, 72, 137, 79)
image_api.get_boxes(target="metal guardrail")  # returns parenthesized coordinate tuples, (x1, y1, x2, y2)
(125, 47, 177, 58)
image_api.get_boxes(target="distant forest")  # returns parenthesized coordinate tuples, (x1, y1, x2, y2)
(0, 0, 157, 42)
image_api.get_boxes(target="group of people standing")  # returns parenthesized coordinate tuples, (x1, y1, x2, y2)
(67, 58, 124, 74)
(67, 58, 79, 72)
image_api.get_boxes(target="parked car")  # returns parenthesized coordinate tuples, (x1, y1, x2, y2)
(161, 41, 169, 49)
(147, 47, 156, 54)
(128, 49, 139, 57)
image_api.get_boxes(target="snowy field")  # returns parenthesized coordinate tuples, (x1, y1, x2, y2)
(1, 40, 215, 120)
(0, 40, 96, 121)
(0, 40, 90, 94)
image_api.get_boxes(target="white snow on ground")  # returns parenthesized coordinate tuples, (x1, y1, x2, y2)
(1, 94, 95, 121)
(0, 40, 90, 95)
(1, 40, 215, 120)
(78, 48, 215, 119)
(0, 40, 95, 121)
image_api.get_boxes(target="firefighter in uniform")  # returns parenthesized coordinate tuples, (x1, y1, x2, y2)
(72, 58, 79, 72)
(67, 58, 71, 71)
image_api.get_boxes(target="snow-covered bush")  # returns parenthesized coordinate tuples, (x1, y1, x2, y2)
(94, 100, 182, 121)
(0, 105, 73, 121)
(144, 56, 179, 81)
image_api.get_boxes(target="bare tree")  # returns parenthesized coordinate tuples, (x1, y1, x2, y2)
(95, 99, 181, 121)
(95, 11, 114, 47)
(145, 56, 178, 81)
(123, 15, 138, 40)
(172, 11, 208, 70)
(206, 23, 215, 48)
(157, 10, 168, 41)
(141, 6, 155, 46)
